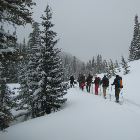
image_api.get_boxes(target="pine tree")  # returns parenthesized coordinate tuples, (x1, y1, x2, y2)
(135, 22, 140, 60)
(102, 60, 108, 73)
(109, 59, 116, 77)
(0, 62, 14, 130)
(72, 56, 77, 77)
(28, 22, 42, 92)
(80, 62, 86, 74)
(129, 15, 140, 61)
(0, 0, 35, 58)
(92, 56, 95, 68)
(0, 0, 35, 127)
(96, 54, 103, 74)
(0, 26, 18, 129)
(86, 60, 92, 73)
(129, 42, 135, 61)
(121, 56, 130, 75)
(0, 0, 35, 25)
(115, 60, 121, 72)
(17, 39, 29, 113)
(106, 62, 112, 79)
(27, 22, 42, 117)
(33, 5, 67, 116)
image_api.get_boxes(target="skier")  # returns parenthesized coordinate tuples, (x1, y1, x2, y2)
(77, 73, 82, 88)
(111, 75, 123, 102)
(70, 75, 75, 88)
(86, 74, 93, 93)
(93, 75, 101, 95)
(101, 75, 109, 99)
(79, 74, 86, 91)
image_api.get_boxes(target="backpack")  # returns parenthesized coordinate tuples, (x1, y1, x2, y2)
(118, 77, 123, 88)
(102, 77, 109, 87)
(95, 77, 100, 84)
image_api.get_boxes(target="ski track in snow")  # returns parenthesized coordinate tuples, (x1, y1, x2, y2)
(74, 85, 140, 117)
(124, 98, 140, 108)
(1, 86, 140, 140)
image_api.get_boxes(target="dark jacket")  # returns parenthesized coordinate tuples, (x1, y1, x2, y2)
(94, 77, 101, 85)
(101, 76, 109, 87)
(86, 74, 93, 85)
(70, 76, 74, 83)
(112, 75, 122, 88)
(81, 75, 85, 83)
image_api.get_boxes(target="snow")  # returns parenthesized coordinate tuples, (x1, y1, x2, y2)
(0, 48, 16, 54)
(1, 60, 140, 140)
(7, 83, 20, 96)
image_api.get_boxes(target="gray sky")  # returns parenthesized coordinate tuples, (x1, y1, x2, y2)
(17, 0, 140, 62)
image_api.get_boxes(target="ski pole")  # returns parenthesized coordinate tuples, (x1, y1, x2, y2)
(92, 83, 93, 94)
(120, 89, 124, 104)
(109, 85, 113, 101)
(99, 85, 102, 96)
(109, 92, 111, 101)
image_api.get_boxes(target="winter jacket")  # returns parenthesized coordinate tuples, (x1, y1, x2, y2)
(112, 76, 122, 88)
(86, 75, 93, 85)
(70, 76, 74, 83)
(101, 76, 109, 87)
(94, 77, 101, 85)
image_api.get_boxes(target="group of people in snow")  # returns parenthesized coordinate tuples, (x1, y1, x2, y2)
(69, 74, 123, 103)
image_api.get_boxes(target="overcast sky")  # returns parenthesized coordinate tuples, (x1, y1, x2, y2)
(16, 0, 140, 62)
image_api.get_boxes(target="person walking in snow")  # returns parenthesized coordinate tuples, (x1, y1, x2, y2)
(86, 74, 93, 93)
(93, 76, 101, 95)
(70, 75, 75, 88)
(78, 73, 82, 88)
(111, 75, 123, 102)
(79, 74, 86, 91)
(101, 75, 109, 99)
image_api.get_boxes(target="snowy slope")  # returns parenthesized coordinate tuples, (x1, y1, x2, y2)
(1, 60, 140, 140)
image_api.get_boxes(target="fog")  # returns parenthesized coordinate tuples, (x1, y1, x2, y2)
(16, 0, 140, 62)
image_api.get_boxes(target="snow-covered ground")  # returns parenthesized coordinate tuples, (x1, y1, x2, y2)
(1, 60, 140, 140)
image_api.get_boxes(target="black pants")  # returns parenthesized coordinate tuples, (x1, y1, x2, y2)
(115, 88, 120, 102)
(70, 81, 74, 88)
(86, 84, 91, 92)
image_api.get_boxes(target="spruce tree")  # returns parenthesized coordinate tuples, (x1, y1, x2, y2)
(16, 23, 42, 118)
(80, 62, 86, 74)
(0, 0, 35, 25)
(27, 22, 42, 117)
(135, 22, 140, 60)
(0, 62, 14, 130)
(17, 39, 29, 112)
(0, 26, 17, 129)
(92, 56, 95, 68)
(109, 59, 116, 77)
(102, 60, 108, 73)
(129, 15, 139, 61)
(106, 62, 112, 79)
(72, 56, 77, 77)
(86, 60, 92, 74)
(115, 60, 121, 72)
(34, 5, 67, 116)
(0, 0, 35, 127)
(121, 56, 130, 75)
(96, 54, 103, 74)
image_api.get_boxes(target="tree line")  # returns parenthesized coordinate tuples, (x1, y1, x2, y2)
(62, 54, 130, 80)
